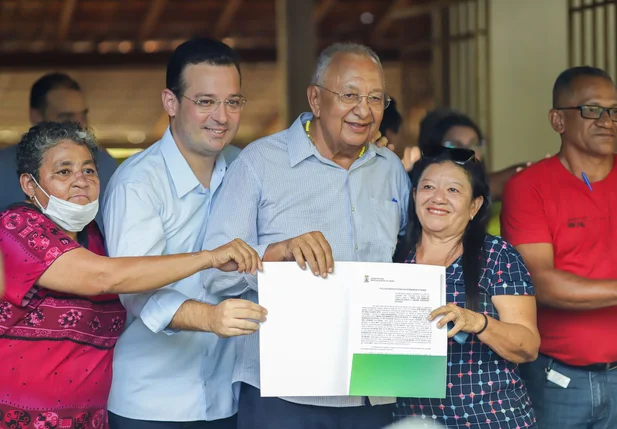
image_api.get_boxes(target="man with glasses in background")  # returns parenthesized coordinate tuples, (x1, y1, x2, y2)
(202, 42, 411, 429)
(0, 73, 117, 231)
(102, 38, 267, 429)
(501, 66, 617, 429)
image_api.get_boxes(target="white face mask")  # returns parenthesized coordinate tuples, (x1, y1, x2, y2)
(30, 174, 99, 232)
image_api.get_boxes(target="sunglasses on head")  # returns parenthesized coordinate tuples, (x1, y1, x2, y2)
(443, 139, 486, 150)
(421, 145, 478, 165)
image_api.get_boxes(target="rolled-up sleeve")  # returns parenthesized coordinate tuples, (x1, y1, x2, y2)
(102, 182, 190, 334)
(202, 156, 267, 296)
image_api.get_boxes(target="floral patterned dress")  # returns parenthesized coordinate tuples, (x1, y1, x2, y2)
(0, 204, 126, 429)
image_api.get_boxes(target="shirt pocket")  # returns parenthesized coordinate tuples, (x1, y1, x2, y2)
(369, 198, 401, 256)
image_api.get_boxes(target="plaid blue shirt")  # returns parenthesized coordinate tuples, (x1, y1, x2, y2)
(202, 112, 411, 407)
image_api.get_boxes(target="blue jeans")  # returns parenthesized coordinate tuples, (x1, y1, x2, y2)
(521, 353, 617, 429)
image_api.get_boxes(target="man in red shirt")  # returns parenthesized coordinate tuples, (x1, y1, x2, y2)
(501, 66, 617, 428)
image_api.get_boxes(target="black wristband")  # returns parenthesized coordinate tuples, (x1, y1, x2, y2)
(476, 313, 489, 335)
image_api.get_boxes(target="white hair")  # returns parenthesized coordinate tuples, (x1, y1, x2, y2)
(310, 42, 384, 86)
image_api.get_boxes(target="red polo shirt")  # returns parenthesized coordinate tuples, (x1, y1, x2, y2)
(501, 155, 617, 366)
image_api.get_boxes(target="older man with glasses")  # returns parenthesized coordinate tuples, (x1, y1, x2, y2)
(202, 42, 411, 429)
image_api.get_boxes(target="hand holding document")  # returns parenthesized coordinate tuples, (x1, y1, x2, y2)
(258, 261, 447, 398)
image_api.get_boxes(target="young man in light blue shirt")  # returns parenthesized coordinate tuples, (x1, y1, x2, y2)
(202, 43, 411, 429)
(103, 38, 266, 429)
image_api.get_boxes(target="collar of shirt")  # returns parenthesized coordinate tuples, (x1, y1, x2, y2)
(160, 127, 229, 198)
(288, 112, 387, 168)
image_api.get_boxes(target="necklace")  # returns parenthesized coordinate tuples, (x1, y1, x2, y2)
(304, 120, 366, 158)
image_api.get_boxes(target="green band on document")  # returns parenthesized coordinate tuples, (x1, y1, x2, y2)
(349, 354, 447, 398)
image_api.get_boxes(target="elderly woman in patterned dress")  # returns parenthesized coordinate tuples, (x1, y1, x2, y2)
(0, 254, 4, 297)
(0, 122, 266, 429)
(392, 146, 541, 429)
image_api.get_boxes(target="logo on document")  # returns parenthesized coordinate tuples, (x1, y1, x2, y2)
(364, 275, 370, 283)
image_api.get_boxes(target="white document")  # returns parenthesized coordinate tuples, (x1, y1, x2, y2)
(258, 261, 447, 398)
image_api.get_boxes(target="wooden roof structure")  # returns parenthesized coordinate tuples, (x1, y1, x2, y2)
(0, 0, 440, 149)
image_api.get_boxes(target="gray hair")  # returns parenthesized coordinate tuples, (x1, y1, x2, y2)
(17, 122, 99, 180)
(311, 42, 384, 86)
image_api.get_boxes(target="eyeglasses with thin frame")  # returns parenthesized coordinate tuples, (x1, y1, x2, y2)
(182, 94, 247, 113)
(314, 84, 391, 109)
(554, 105, 617, 122)
(421, 146, 478, 165)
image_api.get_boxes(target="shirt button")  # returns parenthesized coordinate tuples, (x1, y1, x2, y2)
(351, 207, 355, 212)
(354, 245, 359, 250)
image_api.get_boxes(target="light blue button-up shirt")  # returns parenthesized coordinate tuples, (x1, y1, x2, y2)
(202, 113, 411, 408)
(102, 128, 240, 421)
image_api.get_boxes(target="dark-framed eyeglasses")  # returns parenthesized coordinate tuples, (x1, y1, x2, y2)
(554, 105, 617, 122)
(421, 145, 478, 165)
(182, 94, 247, 113)
(314, 84, 391, 109)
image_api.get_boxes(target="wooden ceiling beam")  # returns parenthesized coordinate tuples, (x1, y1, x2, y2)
(215, 0, 244, 39)
(313, 0, 337, 24)
(0, 50, 274, 69)
(5, 0, 41, 37)
(394, 0, 460, 20)
(373, 0, 409, 40)
(57, 0, 78, 43)
(138, 0, 167, 42)
(0, 48, 400, 70)
(1, 0, 21, 31)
